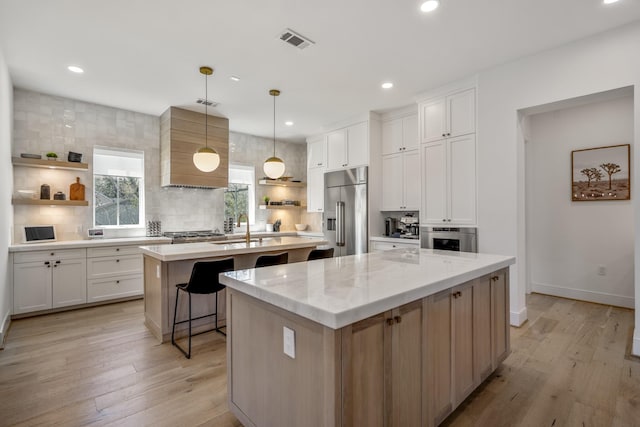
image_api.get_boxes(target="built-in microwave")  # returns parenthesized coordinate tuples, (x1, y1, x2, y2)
(420, 227, 477, 253)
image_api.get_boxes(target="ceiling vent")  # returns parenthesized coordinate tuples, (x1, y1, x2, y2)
(196, 98, 218, 107)
(278, 28, 314, 50)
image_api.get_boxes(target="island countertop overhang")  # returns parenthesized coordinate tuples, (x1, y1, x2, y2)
(139, 236, 328, 262)
(220, 248, 515, 329)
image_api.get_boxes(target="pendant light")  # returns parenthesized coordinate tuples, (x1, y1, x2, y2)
(193, 66, 220, 173)
(263, 89, 286, 179)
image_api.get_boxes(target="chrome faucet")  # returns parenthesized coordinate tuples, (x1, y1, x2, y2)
(237, 213, 250, 244)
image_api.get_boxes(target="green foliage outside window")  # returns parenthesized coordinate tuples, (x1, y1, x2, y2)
(95, 175, 140, 226)
(224, 183, 249, 223)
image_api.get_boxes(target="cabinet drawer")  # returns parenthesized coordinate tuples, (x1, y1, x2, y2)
(87, 245, 141, 258)
(370, 241, 419, 252)
(87, 275, 143, 302)
(14, 248, 86, 264)
(87, 254, 142, 279)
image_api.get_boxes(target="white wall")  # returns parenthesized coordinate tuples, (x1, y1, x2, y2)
(0, 49, 13, 347)
(475, 22, 640, 354)
(526, 95, 633, 307)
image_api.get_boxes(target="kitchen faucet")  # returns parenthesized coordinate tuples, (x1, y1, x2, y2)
(237, 213, 250, 244)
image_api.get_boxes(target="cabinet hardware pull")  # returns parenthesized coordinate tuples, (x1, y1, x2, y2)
(116, 259, 120, 263)
(394, 316, 402, 323)
(491, 276, 499, 282)
(442, 133, 446, 137)
(386, 318, 395, 326)
(44, 261, 50, 265)
(50, 252, 54, 256)
(53, 265, 57, 268)
(116, 248, 120, 251)
(55, 260, 61, 264)
(116, 280, 120, 284)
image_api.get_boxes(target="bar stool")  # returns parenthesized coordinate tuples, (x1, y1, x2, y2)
(307, 247, 334, 261)
(254, 252, 288, 268)
(171, 257, 234, 359)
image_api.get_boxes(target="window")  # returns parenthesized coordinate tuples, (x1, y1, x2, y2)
(93, 147, 145, 227)
(225, 164, 255, 225)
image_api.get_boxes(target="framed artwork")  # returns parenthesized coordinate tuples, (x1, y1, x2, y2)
(571, 144, 630, 201)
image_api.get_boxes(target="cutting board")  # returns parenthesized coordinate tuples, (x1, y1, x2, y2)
(70, 177, 85, 201)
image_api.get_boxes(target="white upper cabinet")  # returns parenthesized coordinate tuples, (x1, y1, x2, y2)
(420, 88, 475, 143)
(421, 134, 476, 225)
(382, 114, 418, 155)
(307, 136, 327, 169)
(326, 122, 369, 171)
(307, 166, 325, 213)
(382, 149, 420, 211)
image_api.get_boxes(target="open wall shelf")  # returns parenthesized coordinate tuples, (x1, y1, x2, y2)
(12, 198, 89, 207)
(12, 157, 89, 171)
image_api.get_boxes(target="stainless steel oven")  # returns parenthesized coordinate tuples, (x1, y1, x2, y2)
(421, 227, 477, 253)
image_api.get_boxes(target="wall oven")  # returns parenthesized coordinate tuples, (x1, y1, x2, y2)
(421, 227, 477, 253)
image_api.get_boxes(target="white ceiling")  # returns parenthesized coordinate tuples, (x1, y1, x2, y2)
(1, 0, 639, 142)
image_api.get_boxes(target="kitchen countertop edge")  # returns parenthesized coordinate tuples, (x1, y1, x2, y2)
(9, 236, 172, 252)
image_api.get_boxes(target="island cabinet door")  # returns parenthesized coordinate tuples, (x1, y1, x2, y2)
(452, 281, 475, 406)
(341, 300, 424, 427)
(491, 268, 510, 365)
(473, 275, 493, 383)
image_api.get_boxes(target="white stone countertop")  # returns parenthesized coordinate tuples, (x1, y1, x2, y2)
(140, 236, 328, 262)
(9, 236, 172, 252)
(220, 248, 515, 329)
(370, 235, 420, 244)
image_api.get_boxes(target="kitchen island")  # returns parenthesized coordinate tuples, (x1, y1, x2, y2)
(140, 236, 327, 342)
(220, 248, 515, 427)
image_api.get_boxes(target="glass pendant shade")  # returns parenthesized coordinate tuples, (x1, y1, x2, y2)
(193, 66, 219, 173)
(193, 147, 220, 172)
(263, 156, 286, 179)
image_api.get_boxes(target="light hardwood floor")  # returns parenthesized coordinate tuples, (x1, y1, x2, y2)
(0, 294, 638, 426)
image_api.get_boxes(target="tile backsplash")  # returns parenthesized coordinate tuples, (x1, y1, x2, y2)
(11, 89, 321, 243)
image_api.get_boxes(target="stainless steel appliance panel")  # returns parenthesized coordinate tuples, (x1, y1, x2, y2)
(420, 227, 477, 253)
(323, 167, 368, 257)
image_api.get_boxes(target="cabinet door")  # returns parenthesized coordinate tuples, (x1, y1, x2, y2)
(420, 98, 446, 143)
(346, 122, 368, 167)
(473, 276, 492, 383)
(448, 134, 476, 225)
(452, 282, 475, 406)
(402, 115, 419, 151)
(14, 261, 52, 314)
(326, 129, 347, 170)
(342, 313, 388, 427)
(447, 88, 475, 138)
(52, 257, 87, 308)
(307, 136, 326, 168)
(382, 153, 403, 210)
(426, 289, 452, 426)
(306, 167, 325, 213)
(403, 150, 420, 211)
(491, 269, 510, 365)
(390, 300, 424, 427)
(421, 141, 447, 225)
(382, 118, 403, 155)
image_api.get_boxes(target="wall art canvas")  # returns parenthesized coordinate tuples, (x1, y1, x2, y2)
(571, 144, 630, 201)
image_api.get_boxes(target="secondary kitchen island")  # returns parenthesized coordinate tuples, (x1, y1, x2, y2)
(140, 236, 327, 342)
(220, 248, 515, 427)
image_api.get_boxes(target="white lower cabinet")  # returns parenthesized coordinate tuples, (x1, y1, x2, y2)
(370, 240, 419, 252)
(13, 248, 87, 314)
(87, 246, 143, 302)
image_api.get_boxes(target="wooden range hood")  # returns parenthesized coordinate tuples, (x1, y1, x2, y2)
(160, 106, 229, 188)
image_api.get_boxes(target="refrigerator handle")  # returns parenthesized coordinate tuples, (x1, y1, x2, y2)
(336, 201, 345, 246)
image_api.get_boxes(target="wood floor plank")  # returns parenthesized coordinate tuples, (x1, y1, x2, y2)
(1, 293, 638, 426)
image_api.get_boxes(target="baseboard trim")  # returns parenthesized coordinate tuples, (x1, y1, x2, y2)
(633, 331, 640, 357)
(510, 306, 527, 327)
(0, 310, 11, 349)
(531, 282, 634, 309)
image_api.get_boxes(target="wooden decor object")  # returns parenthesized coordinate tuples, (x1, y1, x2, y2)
(160, 107, 229, 188)
(70, 177, 85, 201)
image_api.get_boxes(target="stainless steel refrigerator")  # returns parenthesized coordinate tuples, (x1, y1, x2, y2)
(323, 167, 368, 257)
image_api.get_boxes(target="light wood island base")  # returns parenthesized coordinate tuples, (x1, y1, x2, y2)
(226, 267, 510, 427)
(143, 247, 315, 343)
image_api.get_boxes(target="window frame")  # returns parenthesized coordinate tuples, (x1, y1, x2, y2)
(225, 164, 256, 226)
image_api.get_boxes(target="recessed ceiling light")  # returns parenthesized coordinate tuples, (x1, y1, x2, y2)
(67, 65, 84, 74)
(420, 0, 440, 12)
(381, 82, 394, 89)
(285, 121, 294, 126)
(230, 75, 240, 82)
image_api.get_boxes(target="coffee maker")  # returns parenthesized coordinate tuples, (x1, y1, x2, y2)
(400, 216, 420, 239)
(384, 217, 398, 237)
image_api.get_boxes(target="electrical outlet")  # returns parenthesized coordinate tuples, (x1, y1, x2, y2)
(598, 265, 607, 276)
(283, 326, 296, 359)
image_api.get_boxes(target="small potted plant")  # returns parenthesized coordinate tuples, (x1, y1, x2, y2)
(46, 152, 58, 161)
(262, 196, 270, 206)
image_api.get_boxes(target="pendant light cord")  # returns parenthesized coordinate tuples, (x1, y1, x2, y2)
(204, 72, 208, 149)
(273, 92, 276, 157)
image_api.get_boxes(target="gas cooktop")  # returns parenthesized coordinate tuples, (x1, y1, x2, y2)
(163, 230, 227, 243)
